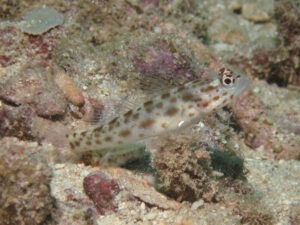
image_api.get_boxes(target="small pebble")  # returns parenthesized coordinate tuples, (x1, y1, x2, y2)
(242, 4, 270, 23)
(191, 199, 204, 210)
(54, 70, 85, 107)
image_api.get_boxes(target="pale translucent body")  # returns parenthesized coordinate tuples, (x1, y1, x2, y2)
(68, 68, 249, 156)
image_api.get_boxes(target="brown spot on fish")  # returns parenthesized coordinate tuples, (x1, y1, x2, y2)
(170, 97, 177, 103)
(165, 106, 179, 116)
(109, 120, 120, 130)
(94, 132, 100, 138)
(86, 141, 92, 146)
(105, 136, 112, 142)
(213, 95, 220, 101)
(182, 92, 194, 101)
(96, 140, 101, 144)
(156, 102, 163, 108)
(202, 102, 209, 108)
(188, 112, 195, 117)
(219, 67, 226, 75)
(177, 86, 185, 92)
(200, 85, 217, 93)
(156, 112, 161, 116)
(119, 129, 131, 137)
(222, 99, 227, 104)
(94, 126, 103, 132)
(109, 118, 117, 125)
(70, 142, 74, 149)
(161, 93, 170, 99)
(230, 94, 234, 99)
(124, 110, 133, 118)
(133, 113, 139, 120)
(222, 92, 228, 96)
(144, 100, 153, 107)
(162, 123, 168, 128)
(118, 141, 123, 145)
(145, 106, 153, 113)
(75, 141, 80, 147)
(139, 133, 145, 138)
(139, 118, 155, 128)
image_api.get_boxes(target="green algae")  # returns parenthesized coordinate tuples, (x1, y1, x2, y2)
(210, 149, 246, 180)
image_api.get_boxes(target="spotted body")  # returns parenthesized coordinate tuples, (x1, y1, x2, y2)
(68, 68, 248, 161)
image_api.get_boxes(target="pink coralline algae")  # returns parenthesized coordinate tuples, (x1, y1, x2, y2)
(83, 172, 120, 215)
(134, 43, 199, 86)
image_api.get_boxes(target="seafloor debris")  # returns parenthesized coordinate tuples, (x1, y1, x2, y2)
(151, 135, 218, 202)
(232, 81, 300, 160)
(18, 6, 64, 35)
(0, 66, 67, 117)
(0, 138, 54, 225)
(104, 167, 180, 210)
(0, 104, 36, 140)
(54, 69, 85, 107)
(83, 171, 120, 215)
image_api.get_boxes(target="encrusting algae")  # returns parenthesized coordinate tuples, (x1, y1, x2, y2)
(67, 67, 249, 164)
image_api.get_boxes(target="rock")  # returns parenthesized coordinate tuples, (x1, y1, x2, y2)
(31, 117, 70, 148)
(151, 135, 216, 202)
(242, 4, 271, 23)
(33, 87, 67, 117)
(228, 1, 242, 12)
(18, 7, 64, 35)
(0, 138, 54, 225)
(0, 104, 36, 140)
(232, 81, 300, 160)
(83, 171, 120, 215)
(0, 66, 67, 117)
(133, 42, 197, 87)
(104, 167, 180, 210)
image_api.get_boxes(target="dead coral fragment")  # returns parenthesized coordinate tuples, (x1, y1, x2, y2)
(233, 206, 273, 225)
(152, 136, 217, 202)
(54, 70, 85, 107)
(0, 138, 54, 225)
(0, 66, 67, 117)
(0, 104, 36, 140)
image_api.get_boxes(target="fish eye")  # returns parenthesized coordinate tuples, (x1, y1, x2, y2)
(219, 67, 236, 87)
(223, 77, 234, 85)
